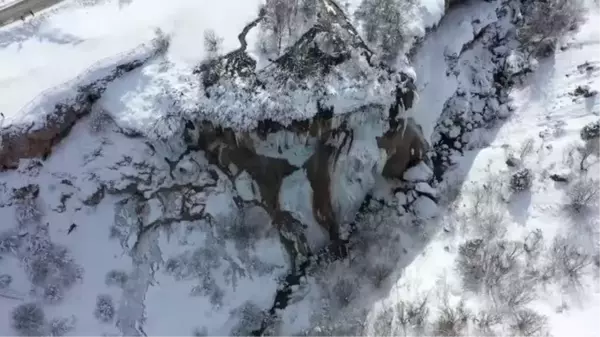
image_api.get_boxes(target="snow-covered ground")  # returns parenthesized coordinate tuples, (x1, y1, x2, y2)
(0, 111, 290, 335)
(364, 6, 600, 336)
(0, 0, 18, 9)
(1, 0, 598, 335)
(0, 0, 263, 126)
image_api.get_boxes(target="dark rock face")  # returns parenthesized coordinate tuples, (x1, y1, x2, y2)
(182, 0, 429, 250)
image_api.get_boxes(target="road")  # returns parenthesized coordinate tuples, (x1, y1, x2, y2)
(0, 0, 63, 27)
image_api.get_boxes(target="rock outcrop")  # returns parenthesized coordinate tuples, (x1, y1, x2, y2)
(167, 0, 430, 256)
(1, 0, 431, 271)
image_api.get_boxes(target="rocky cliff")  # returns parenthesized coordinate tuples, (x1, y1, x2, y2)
(0, 0, 534, 334)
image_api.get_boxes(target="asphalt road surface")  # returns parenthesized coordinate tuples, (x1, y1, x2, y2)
(0, 0, 63, 27)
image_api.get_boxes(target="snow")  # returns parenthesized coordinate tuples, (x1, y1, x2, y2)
(2, 0, 599, 335)
(344, 0, 446, 36)
(0, 111, 289, 335)
(280, 170, 329, 251)
(0, 0, 265, 127)
(415, 0, 446, 32)
(403, 161, 434, 182)
(0, 0, 18, 10)
(330, 113, 387, 223)
(372, 4, 600, 336)
(407, 0, 500, 141)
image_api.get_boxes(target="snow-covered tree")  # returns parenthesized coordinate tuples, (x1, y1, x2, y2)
(94, 294, 115, 323)
(354, 0, 417, 64)
(11, 303, 46, 336)
(510, 168, 532, 192)
(0, 274, 12, 289)
(258, 0, 317, 57)
(519, 0, 586, 58)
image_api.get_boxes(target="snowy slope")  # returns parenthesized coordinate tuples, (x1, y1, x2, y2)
(365, 6, 600, 337)
(0, 112, 290, 336)
(0, 0, 264, 126)
(1, 0, 598, 335)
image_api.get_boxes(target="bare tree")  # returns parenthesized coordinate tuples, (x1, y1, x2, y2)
(372, 307, 394, 336)
(354, 0, 417, 64)
(518, 0, 586, 59)
(565, 177, 599, 213)
(457, 239, 523, 293)
(395, 295, 430, 335)
(203, 29, 223, 58)
(472, 310, 501, 336)
(368, 263, 393, 288)
(510, 309, 548, 337)
(578, 139, 599, 171)
(260, 0, 304, 56)
(331, 277, 357, 307)
(152, 27, 171, 55)
(434, 299, 471, 336)
(547, 235, 592, 286)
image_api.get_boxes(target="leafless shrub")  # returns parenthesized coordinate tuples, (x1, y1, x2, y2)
(105, 269, 128, 288)
(562, 141, 581, 167)
(462, 179, 507, 240)
(457, 240, 522, 290)
(493, 274, 537, 309)
(372, 307, 393, 336)
(203, 29, 223, 58)
(564, 177, 599, 213)
(395, 295, 430, 335)
(368, 263, 392, 288)
(546, 235, 592, 286)
(475, 211, 507, 242)
(519, 0, 586, 59)
(509, 308, 548, 337)
(523, 229, 544, 258)
(579, 139, 599, 171)
(472, 310, 501, 335)
(331, 277, 357, 307)
(433, 300, 471, 336)
(152, 27, 171, 55)
(94, 294, 115, 323)
(469, 172, 505, 204)
(229, 301, 266, 336)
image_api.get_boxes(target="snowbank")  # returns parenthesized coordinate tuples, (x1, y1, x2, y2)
(0, 0, 264, 125)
